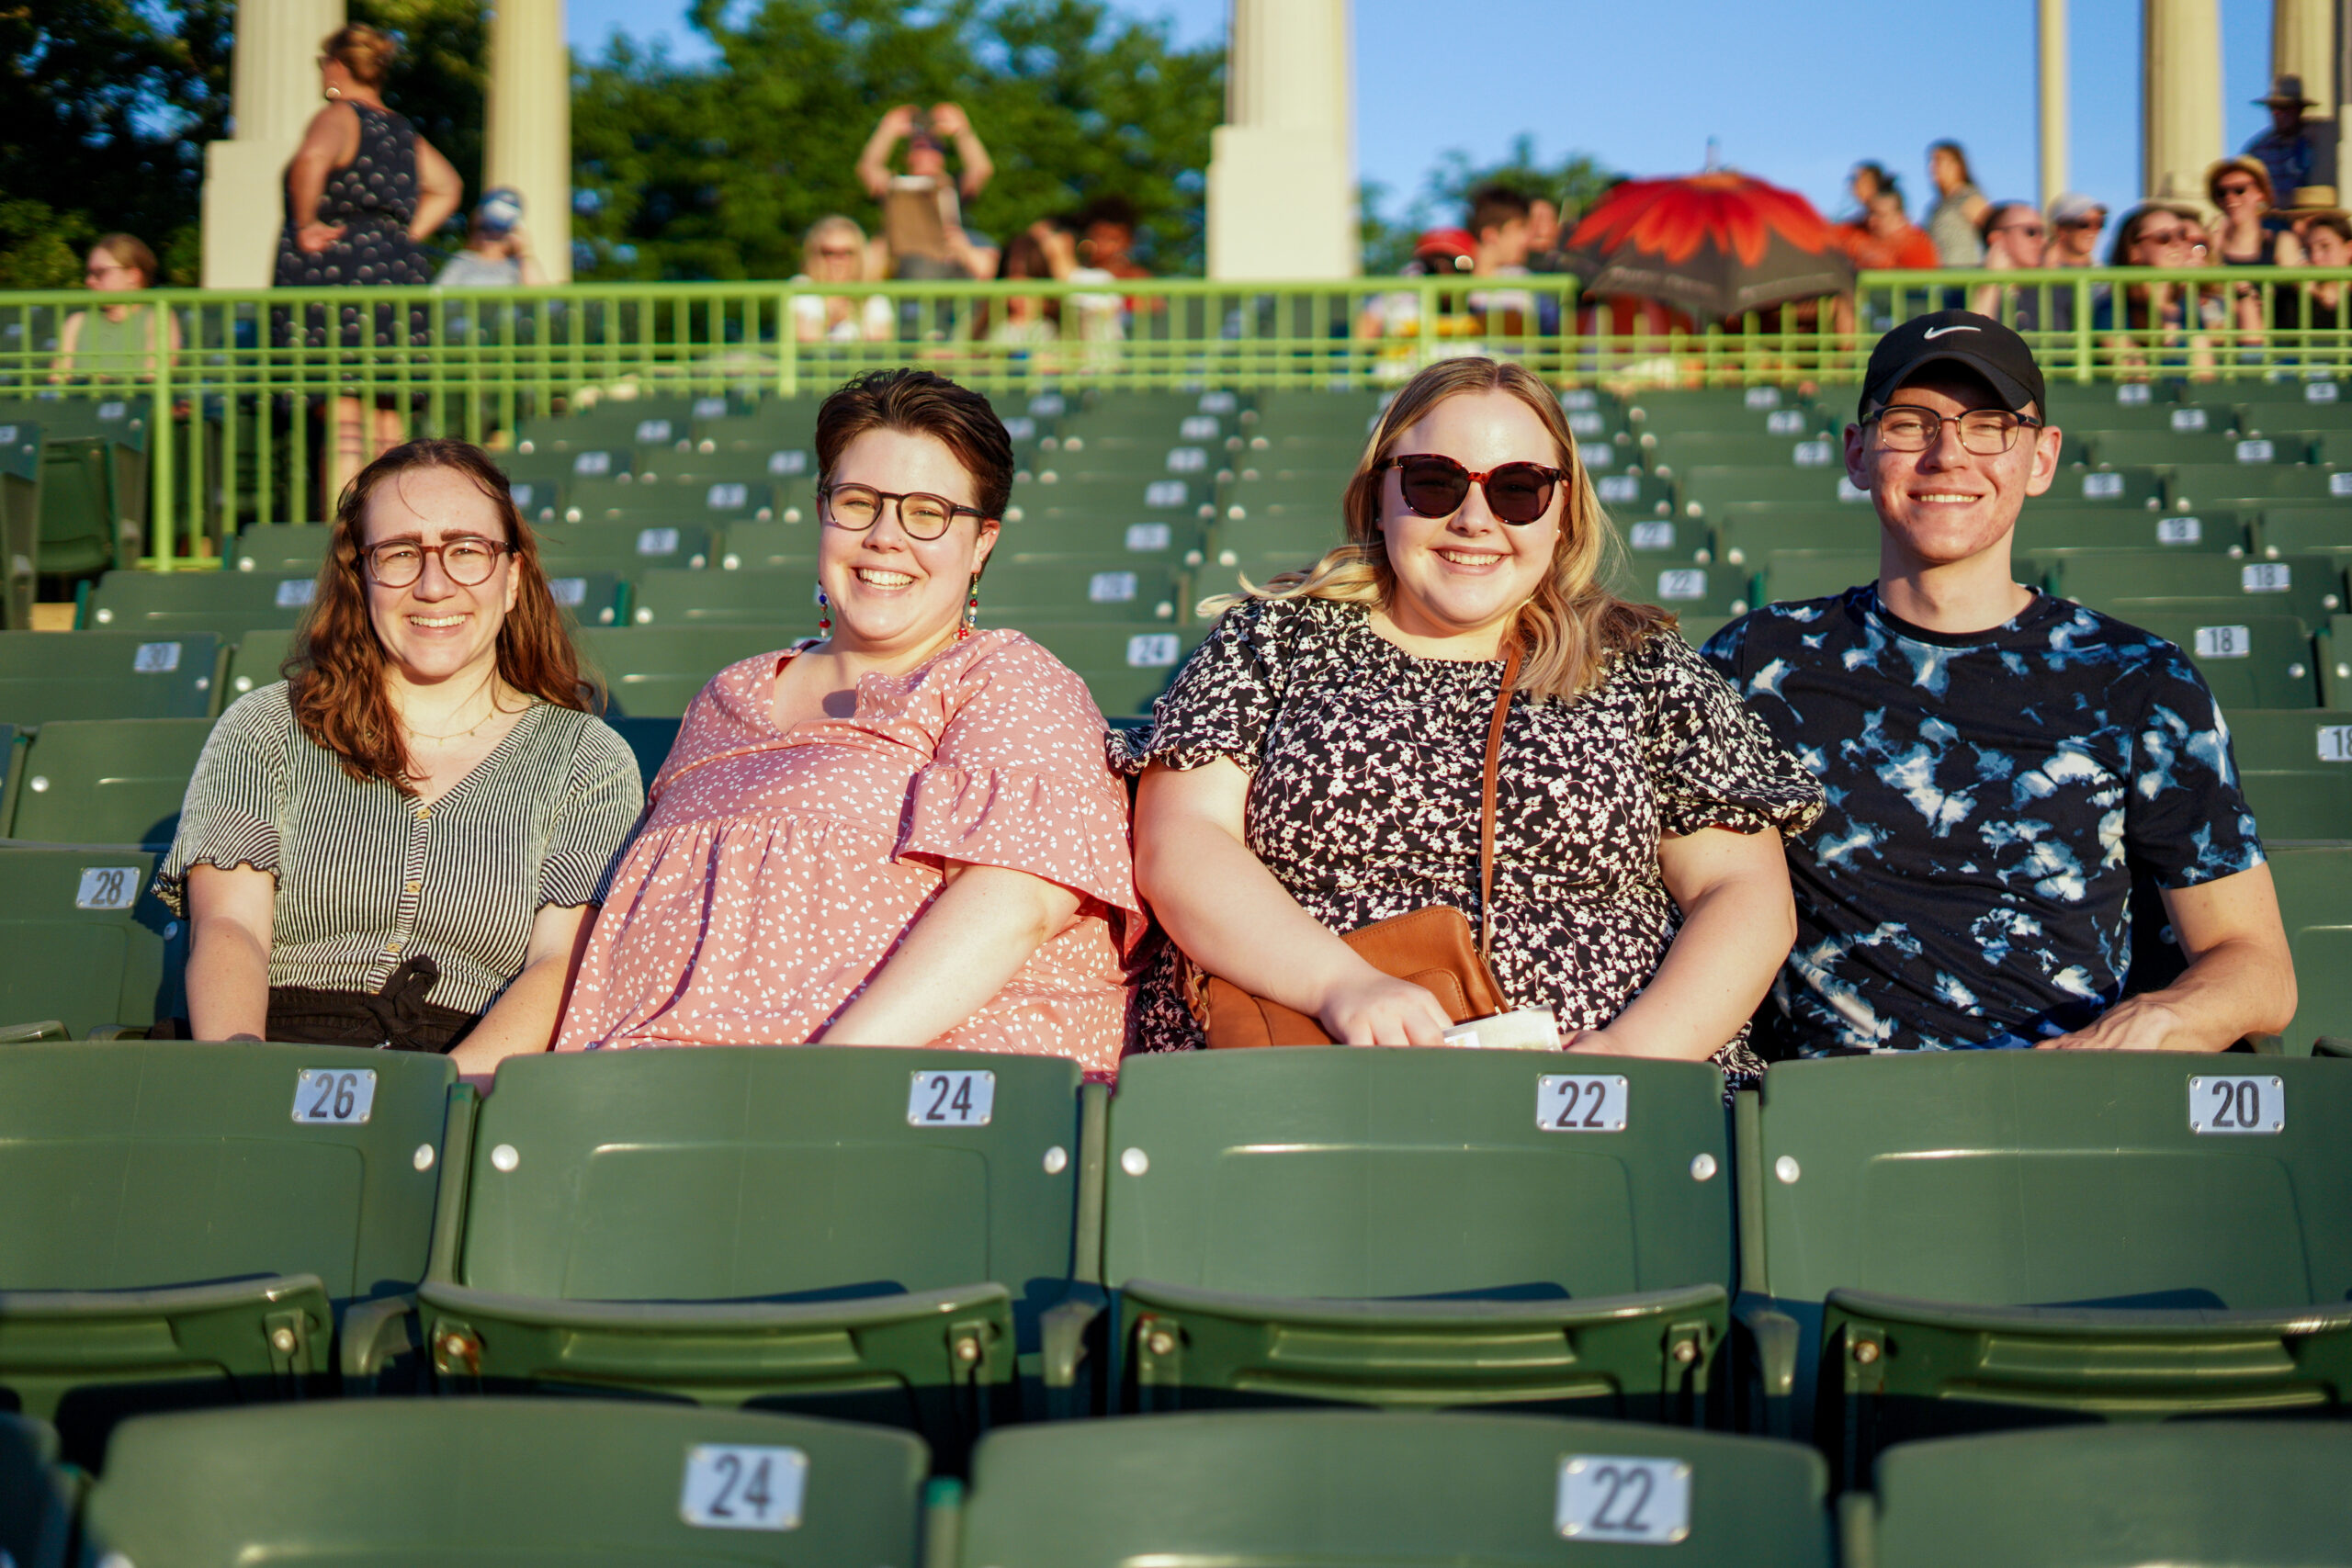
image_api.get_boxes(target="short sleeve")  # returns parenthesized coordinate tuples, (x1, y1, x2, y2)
(1635, 633, 1826, 840)
(154, 689, 291, 915)
(897, 636, 1143, 948)
(537, 716, 647, 909)
(1108, 596, 1291, 776)
(2126, 647, 2266, 888)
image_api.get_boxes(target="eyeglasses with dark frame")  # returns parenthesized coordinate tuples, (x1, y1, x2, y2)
(819, 483, 989, 541)
(359, 536, 512, 587)
(1372, 453, 1570, 525)
(1864, 407, 2045, 456)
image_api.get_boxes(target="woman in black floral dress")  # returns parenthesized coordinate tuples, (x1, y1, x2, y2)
(1119, 357, 1823, 1079)
(274, 25, 464, 513)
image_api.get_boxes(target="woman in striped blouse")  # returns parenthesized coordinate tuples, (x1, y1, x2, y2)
(158, 439, 641, 1072)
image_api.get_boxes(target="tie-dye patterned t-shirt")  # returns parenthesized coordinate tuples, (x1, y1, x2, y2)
(1702, 586, 2263, 1056)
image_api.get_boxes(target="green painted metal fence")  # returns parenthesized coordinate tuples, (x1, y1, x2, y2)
(1, 267, 2346, 568)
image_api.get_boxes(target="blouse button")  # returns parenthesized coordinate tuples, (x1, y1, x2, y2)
(404, 880, 421, 894)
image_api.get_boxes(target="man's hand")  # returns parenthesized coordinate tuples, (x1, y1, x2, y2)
(2036, 994, 2194, 1051)
(878, 105, 917, 139)
(929, 102, 970, 138)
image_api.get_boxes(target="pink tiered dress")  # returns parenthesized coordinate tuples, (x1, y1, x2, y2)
(555, 631, 1143, 1077)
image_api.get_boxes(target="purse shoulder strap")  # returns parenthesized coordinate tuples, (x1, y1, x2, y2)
(1478, 639, 1522, 966)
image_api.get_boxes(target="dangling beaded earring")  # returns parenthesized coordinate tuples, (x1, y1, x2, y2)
(816, 587, 832, 637)
(959, 574, 980, 640)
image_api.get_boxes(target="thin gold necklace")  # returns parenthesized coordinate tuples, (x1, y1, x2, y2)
(404, 680, 512, 744)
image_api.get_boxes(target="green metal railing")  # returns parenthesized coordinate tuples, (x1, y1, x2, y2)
(2, 266, 2348, 568)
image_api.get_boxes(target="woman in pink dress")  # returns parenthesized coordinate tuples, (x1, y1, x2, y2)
(556, 368, 1141, 1076)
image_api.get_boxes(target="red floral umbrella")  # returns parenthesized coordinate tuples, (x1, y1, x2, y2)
(1561, 173, 1855, 320)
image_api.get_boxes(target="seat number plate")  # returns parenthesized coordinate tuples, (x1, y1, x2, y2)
(1126, 633, 1180, 668)
(2155, 516, 2201, 545)
(1538, 1075, 1628, 1133)
(2190, 1076, 2284, 1134)
(548, 577, 586, 606)
(1792, 439, 1834, 467)
(2242, 562, 2291, 592)
(2191, 626, 2250, 659)
(908, 1069, 995, 1127)
(1144, 479, 1187, 507)
(1125, 523, 1171, 552)
(2318, 725, 2352, 761)
(1166, 446, 1207, 472)
(1656, 570, 1706, 602)
(291, 1068, 377, 1125)
(679, 1445, 806, 1530)
(707, 483, 748, 511)
(1597, 476, 1640, 503)
(1628, 522, 1675, 551)
(2331, 471, 2352, 496)
(2235, 438, 2276, 464)
(637, 527, 680, 556)
(768, 448, 808, 476)
(1089, 570, 1138, 603)
(74, 866, 141, 910)
(1556, 1455, 1690, 1543)
(275, 580, 314, 607)
(2168, 406, 2207, 430)
(132, 641, 182, 672)
(2082, 472, 2124, 498)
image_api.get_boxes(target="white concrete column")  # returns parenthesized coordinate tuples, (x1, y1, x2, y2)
(2143, 0, 2224, 205)
(2040, 0, 2069, 205)
(202, 0, 346, 288)
(485, 0, 572, 283)
(1206, 0, 1358, 279)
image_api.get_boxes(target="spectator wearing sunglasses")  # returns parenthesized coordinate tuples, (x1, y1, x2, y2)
(51, 232, 182, 384)
(158, 440, 641, 1075)
(556, 369, 1142, 1078)
(1117, 356, 1821, 1071)
(791, 215, 894, 344)
(1969, 202, 2064, 332)
(1702, 312, 2292, 1057)
(2043, 192, 2107, 266)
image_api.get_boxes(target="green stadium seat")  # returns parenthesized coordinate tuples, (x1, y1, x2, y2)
(2121, 614, 2319, 709)
(85, 569, 314, 639)
(2165, 462, 2346, 507)
(1736, 1053, 2352, 1484)
(78, 1400, 927, 1566)
(230, 524, 331, 572)
(1007, 476, 1216, 564)
(2016, 505, 2249, 555)
(2223, 708, 2352, 839)
(1005, 623, 1206, 719)
(1647, 432, 1844, 470)
(1609, 560, 1751, 617)
(0, 420, 40, 629)
(1591, 469, 1679, 519)
(2052, 549, 2346, 626)
(2325, 614, 2352, 706)
(956, 1411, 1832, 1568)
(2267, 844, 2352, 1050)
(1620, 514, 1713, 564)
(0, 846, 180, 1039)
(574, 626, 793, 716)
(715, 523, 821, 572)
(1627, 385, 1822, 439)
(2045, 465, 2169, 507)
(2084, 430, 2301, 468)
(407, 1049, 1097, 1455)
(2042, 391, 2211, 435)
(606, 716, 681, 790)
(0, 396, 149, 577)
(568, 475, 777, 525)
(225, 628, 292, 699)
(0, 631, 221, 725)
(0, 1415, 69, 1568)
(630, 566, 813, 626)
(533, 520, 714, 573)
(7, 717, 213, 848)
(1677, 466, 1853, 516)
(0, 1042, 453, 1465)
(1714, 508, 1879, 565)
(1102, 1050, 1734, 1420)
(983, 561, 1187, 626)
(1758, 552, 1876, 605)
(1849, 1423, 2352, 1568)
(516, 402, 698, 456)
(1250, 389, 1380, 439)
(511, 443, 635, 484)
(501, 476, 564, 524)
(2251, 505, 2352, 560)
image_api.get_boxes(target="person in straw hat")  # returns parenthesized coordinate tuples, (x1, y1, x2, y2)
(2245, 74, 2324, 210)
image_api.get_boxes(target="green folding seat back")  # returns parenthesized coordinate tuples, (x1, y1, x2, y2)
(13, 396, 147, 577)
(85, 570, 315, 639)
(1758, 552, 1877, 607)
(0, 631, 221, 725)
(956, 1412, 1831, 1568)
(78, 1400, 926, 1568)
(2120, 613, 2318, 708)
(1006, 476, 1216, 565)
(0, 1416, 69, 1568)
(2326, 614, 2352, 706)
(1232, 429, 1368, 468)
(533, 519, 714, 573)
(2085, 429, 2296, 468)
(501, 475, 564, 525)
(225, 628, 292, 700)
(1674, 614, 1734, 649)
(2252, 504, 2352, 560)
(2167, 462, 2347, 508)
(1676, 466, 1853, 517)
(1250, 389, 1381, 440)
(1736, 1053, 2352, 1485)
(606, 716, 682, 791)
(10, 717, 212, 849)
(230, 525, 332, 573)
(1607, 559, 1752, 619)
(2221, 377, 2352, 420)
(2016, 504, 2249, 555)
(1625, 385, 1817, 439)
(981, 561, 1187, 626)
(715, 522, 821, 572)
(522, 442, 636, 484)
(2223, 708, 2352, 839)
(1714, 509, 1879, 566)
(2044, 465, 2167, 508)
(409, 1049, 1096, 1457)
(543, 568, 626, 627)
(570, 475, 779, 527)
(630, 566, 814, 627)
(1617, 514, 1713, 565)
(1590, 468, 1679, 520)
(0, 1043, 454, 1464)
(980, 623, 1206, 720)
(1849, 1423, 2352, 1568)
(2052, 550, 2344, 626)
(1646, 432, 1844, 471)
(2267, 845, 2352, 1051)
(2303, 429, 2352, 464)
(0, 420, 41, 629)
(0, 846, 177, 1040)
(1102, 1050, 1735, 1420)
(516, 403, 694, 456)
(573, 626, 795, 717)
(2041, 389, 2203, 434)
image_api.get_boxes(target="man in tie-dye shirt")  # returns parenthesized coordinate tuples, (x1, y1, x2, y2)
(1703, 311, 2296, 1055)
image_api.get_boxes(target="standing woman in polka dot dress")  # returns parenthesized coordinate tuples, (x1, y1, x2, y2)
(275, 25, 465, 516)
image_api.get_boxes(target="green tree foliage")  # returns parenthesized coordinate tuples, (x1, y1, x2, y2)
(573, 0, 1222, 281)
(1362, 135, 1618, 275)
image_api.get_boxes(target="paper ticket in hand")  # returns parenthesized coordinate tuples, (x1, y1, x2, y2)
(1442, 1009, 1563, 1051)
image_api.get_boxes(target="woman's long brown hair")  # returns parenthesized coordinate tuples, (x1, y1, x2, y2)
(288, 438, 595, 791)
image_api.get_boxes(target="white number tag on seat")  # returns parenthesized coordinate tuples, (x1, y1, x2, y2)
(548, 577, 587, 606)
(1538, 1075, 1628, 1133)
(1628, 521, 1675, 552)
(635, 419, 673, 445)
(2169, 406, 2207, 431)
(1792, 439, 1834, 468)
(74, 866, 141, 910)
(1656, 569, 1706, 602)
(132, 641, 181, 673)
(707, 482, 748, 511)
(2331, 471, 2352, 496)
(1126, 633, 1180, 668)
(573, 450, 613, 476)
(2082, 471, 2124, 498)
(1744, 387, 1781, 409)
(693, 397, 728, 420)
(1166, 446, 1207, 472)
(2242, 562, 2291, 592)
(2155, 516, 2201, 546)
(274, 580, 314, 608)
(2318, 725, 2352, 761)
(637, 527, 680, 556)
(1125, 523, 1171, 552)
(1579, 443, 1614, 468)
(1089, 570, 1138, 603)
(1556, 1455, 1690, 1543)
(1199, 390, 1238, 413)
(1766, 409, 1806, 434)
(2117, 382, 2151, 404)
(2190, 1076, 2284, 1134)
(1144, 479, 1187, 507)
(1567, 410, 1605, 435)
(1560, 388, 1597, 411)
(2192, 625, 2249, 658)
(1837, 477, 1870, 502)
(292, 1068, 377, 1125)
(767, 448, 808, 476)
(512, 483, 537, 508)
(2235, 438, 2276, 464)
(1001, 416, 1035, 442)
(1180, 415, 1219, 440)
(1598, 475, 1640, 504)
(908, 1069, 995, 1127)
(679, 1445, 807, 1531)
(2311, 380, 2342, 403)
(97, 400, 128, 421)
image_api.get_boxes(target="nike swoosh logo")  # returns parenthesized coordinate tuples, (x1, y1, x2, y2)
(1921, 325, 1979, 339)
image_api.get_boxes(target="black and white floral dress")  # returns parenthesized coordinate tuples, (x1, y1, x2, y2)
(1110, 596, 1824, 1079)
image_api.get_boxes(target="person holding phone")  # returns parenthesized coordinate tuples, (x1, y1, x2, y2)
(856, 103, 998, 280)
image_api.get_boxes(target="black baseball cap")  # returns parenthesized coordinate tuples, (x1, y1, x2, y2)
(1859, 310, 2046, 423)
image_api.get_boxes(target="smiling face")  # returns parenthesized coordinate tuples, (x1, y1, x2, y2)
(818, 426, 998, 663)
(1846, 370, 2061, 576)
(359, 465, 518, 690)
(1376, 389, 1565, 649)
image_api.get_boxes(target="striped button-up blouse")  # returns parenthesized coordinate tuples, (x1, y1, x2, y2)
(157, 683, 643, 1016)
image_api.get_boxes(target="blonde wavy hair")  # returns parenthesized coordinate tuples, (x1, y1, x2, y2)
(1216, 357, 1673, 703)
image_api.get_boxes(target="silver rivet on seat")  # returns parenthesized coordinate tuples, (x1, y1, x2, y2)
(1774, 1155, 1801, 1184)
(27, 776, 46, 792)
(1690, 1153, 1718, 1181)
(491, 1144, 519, 1172)
(1121, 1147, 1149, 1177)
(413, 1144, 435, 1171)
(1042, 1145, 1069, 1175)
(270, 1326, 297, 1352)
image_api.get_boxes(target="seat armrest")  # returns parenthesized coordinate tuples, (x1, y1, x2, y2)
(340, 1292, 420, 1392)
(1733, 1296, 1803, 1438)
(1039, 1287, 1106, 1418)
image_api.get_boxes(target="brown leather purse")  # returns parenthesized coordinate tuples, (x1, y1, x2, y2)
(1195, 641, 1521, 1047)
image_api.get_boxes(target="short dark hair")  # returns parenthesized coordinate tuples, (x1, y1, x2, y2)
(1080, 195, 1138, 232)
(815, 368, 1014, 522)
(2308, 213, 2352, 245)
(1976, 200, 2032, 243)
(1467, 183, 1532, 241)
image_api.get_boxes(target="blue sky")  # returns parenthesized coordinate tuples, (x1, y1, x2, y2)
(569, 0, 2285, 224)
